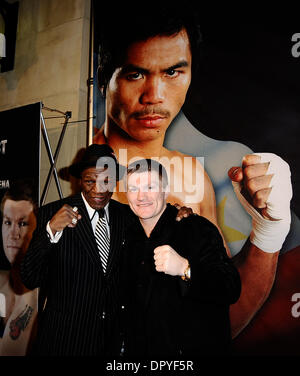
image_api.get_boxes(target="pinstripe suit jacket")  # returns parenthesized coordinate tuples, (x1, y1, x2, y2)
(21, 193, 128, 356)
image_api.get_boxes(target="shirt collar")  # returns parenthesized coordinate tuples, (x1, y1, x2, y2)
(128, 203, 174, 240)
(81, 192, 109, 220)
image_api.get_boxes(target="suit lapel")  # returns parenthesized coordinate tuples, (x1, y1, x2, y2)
(70, 194, 104, 273)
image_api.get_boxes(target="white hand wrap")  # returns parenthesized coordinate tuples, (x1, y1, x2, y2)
(232, 153, 292, 253)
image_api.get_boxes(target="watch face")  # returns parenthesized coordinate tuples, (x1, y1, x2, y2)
(187, 267, 191, 279)
(181, 265, 191, 281)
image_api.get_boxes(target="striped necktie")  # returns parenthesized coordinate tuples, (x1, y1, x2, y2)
(95, 209, 110, 273)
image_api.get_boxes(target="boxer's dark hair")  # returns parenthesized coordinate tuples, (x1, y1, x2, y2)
(95, 3, 202, 95)
(0, 179, 38, 216)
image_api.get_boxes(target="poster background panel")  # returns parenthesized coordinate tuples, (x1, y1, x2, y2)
(0, 102, 41, 268)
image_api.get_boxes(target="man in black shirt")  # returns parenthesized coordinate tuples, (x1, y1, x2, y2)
(121, 159, 241, 358)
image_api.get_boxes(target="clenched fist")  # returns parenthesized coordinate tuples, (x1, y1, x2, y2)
(228, 153, 292, 220)
(154, 245, 188, 276)
(49, 204, 82, 235)
(228, 153, 292, 252)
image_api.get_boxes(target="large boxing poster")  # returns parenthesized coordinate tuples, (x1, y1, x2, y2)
(0, 102, 40, 355)
(92, 5, 299, 357)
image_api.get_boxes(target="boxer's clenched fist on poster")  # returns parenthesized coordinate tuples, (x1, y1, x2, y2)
(228, 153, 292, 253)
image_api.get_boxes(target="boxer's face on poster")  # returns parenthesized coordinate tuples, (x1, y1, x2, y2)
(2, 199, 36, 264)
(105, 28, 192, 142)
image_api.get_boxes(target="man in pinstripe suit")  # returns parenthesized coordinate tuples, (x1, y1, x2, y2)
(20, 144, 129, 356)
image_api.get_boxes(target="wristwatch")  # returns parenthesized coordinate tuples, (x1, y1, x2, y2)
(181, 262, 191, 281)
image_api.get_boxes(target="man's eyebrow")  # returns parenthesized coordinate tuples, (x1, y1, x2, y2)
(120, 64, 149, 75)
(164, 61, 189, 71)
(18, 216, 27, 221)
(83, 174, 96, 179)
(3, 215, 26, 221)
(120, 60, 189, 75)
